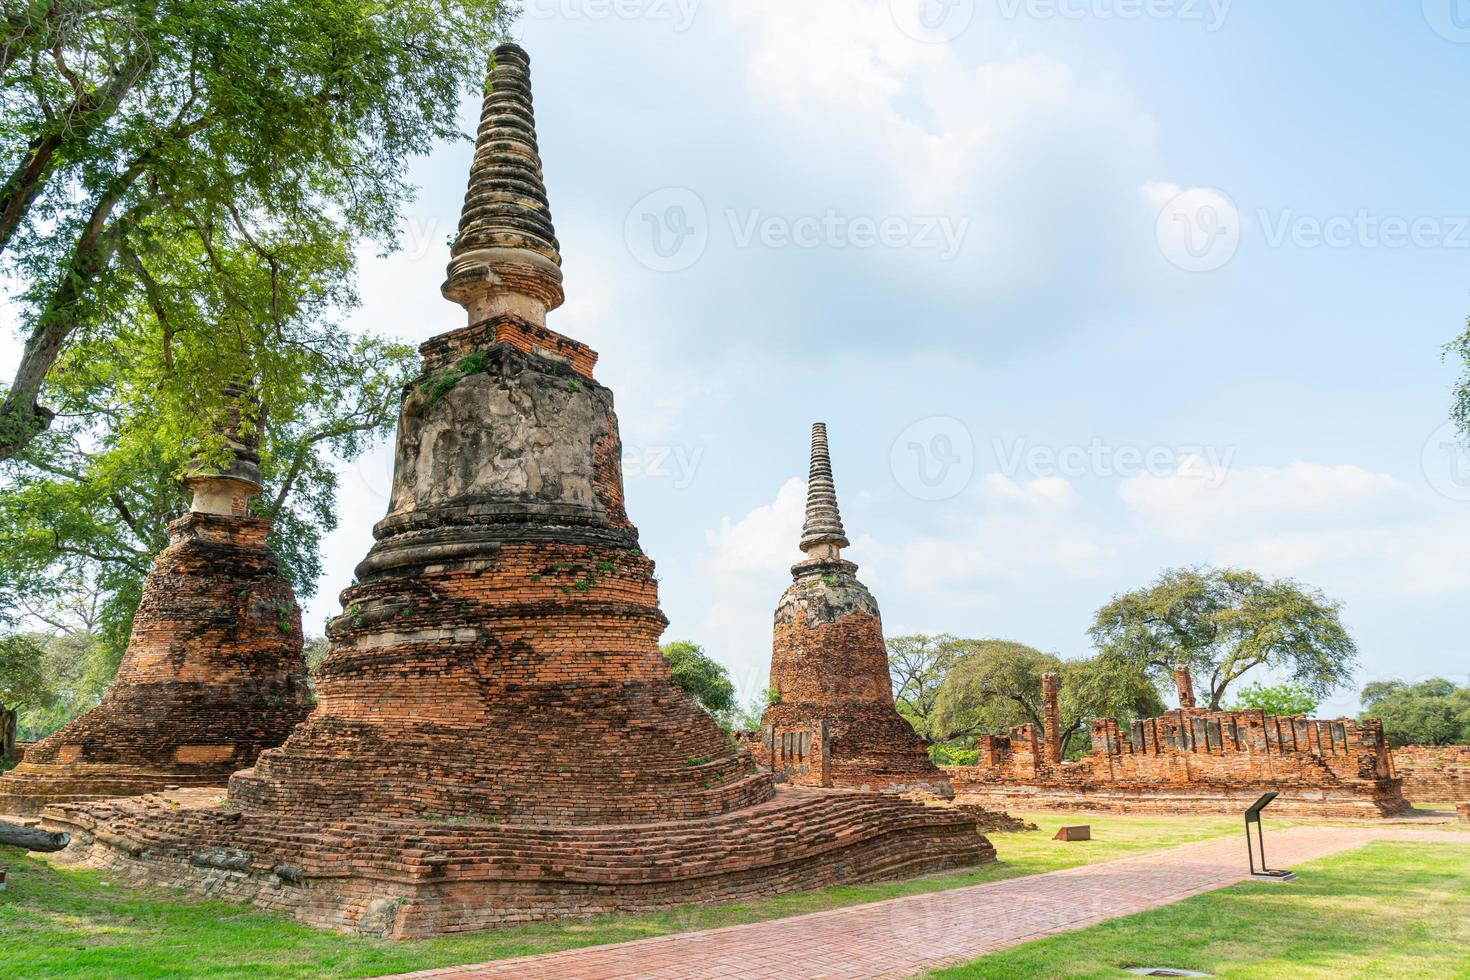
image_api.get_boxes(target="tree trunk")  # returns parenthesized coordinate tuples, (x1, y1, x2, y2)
(0, 706, 15, 764)
(0, 820, 70, 852)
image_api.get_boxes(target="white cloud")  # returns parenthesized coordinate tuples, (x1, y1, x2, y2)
(981, 473, 1079, 510)
(718, 1, 1161, 292)
(1120, 456, 1470, 597)
(1120, 456, 1404, 539)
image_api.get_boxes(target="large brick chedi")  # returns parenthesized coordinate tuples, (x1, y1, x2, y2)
(0, 394, 311, 817)
(756, 424, 950, 796)
(46, 45, 990, 936)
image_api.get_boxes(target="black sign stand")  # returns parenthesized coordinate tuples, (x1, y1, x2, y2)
(1245, 792, 1296, 881)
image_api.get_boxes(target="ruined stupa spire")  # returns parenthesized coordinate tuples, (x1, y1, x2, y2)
(800, 422, 850, 559)
(182, 381, 262, 518)
(442, 42, 564, 325)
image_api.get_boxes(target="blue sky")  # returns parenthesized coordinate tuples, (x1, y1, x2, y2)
(11, 2, 1470, 716)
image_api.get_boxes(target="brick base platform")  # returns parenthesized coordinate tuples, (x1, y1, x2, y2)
(45, 785, 993, 938)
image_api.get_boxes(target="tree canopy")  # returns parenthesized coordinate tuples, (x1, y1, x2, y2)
(1361, 678, 1470, 747)
(888, 633, 980, 735)
(661, 641, 739, 724)
(927, 640, 1162, 758)
(1227, 680, 1321, 717)
(0, 632, 53, 760)
(1089, 566, 1358, 710)
(0, 0, 512, 460)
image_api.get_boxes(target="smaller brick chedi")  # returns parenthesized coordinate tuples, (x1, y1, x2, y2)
(756, 423, 951, 796)
(44, 44, 990, 937)
(0, 390, 312, 817)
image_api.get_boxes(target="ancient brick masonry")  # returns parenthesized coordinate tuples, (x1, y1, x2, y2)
(752, 423, 951, 797)
(0, 396, 312, 818)
(45, 44, 992, 936)
(946, 669, 1413, 819)
(1392, 745, 1470, 805)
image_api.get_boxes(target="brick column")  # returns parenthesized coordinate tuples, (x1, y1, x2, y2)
(1174, 665, 1197, 710)
(1041, 672, 1062, 763)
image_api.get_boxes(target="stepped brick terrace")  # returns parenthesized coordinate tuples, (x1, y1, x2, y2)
(0, 390, 311, 818)
(945, 667, 1414, 819)
(43, 44, 993, 937)
(745, 424, 951, 798)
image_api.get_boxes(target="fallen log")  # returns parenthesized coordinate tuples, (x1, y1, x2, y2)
(0, 819, 70, 852)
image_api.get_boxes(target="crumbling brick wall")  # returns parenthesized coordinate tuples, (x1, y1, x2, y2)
(1392, 745, 1470, 803)
(948, 707, 1411, 818)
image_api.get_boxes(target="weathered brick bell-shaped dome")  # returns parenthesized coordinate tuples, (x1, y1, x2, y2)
(0, 398, 312, 817)
(229, 43, 768, 826)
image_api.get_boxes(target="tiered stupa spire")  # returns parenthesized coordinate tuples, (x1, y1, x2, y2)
(183, 382, 262, 517)
(442, 43, 564, 325)
(800, 423, 850, 559)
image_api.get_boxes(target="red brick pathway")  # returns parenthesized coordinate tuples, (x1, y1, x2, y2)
(387, 826, 1470, 980)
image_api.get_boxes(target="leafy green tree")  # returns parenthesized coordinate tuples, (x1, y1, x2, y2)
(929, 641, 1162, 758)
(1228, 680, 1321, 717)
(887, 633, 979, 736)
(1451, 317, 1470, 447)
(1361, 679, 1470, 747)
(0, 273, 414, 667)
(0, 0, 512, 460)
(0, 633, 53, 762)
(1090, 566, 1358, 710)
(730, 689, 774, 732)
(661, 641, 738, 723)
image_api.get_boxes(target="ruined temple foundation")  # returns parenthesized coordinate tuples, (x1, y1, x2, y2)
(945, 669, 1413, 820)
(0, 397, 312, 818)
(747, 424, 951, 797)
(44, 45, 992, 936)
(1390, 745, 1470, 805)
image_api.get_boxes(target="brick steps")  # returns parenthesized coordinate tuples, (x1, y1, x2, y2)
(47, 786, 993, 937)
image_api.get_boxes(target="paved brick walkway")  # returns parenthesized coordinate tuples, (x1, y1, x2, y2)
(388, 826, 1470, 980)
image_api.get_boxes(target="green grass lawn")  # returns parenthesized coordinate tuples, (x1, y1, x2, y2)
(0, 811, 1244, 979)
(931, 841, 1470, 979)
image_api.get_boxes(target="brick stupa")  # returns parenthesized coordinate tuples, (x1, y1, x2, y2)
(45, 45, 990, 937)
(0, 390, 312, 817)
(754, 424, 952, 796)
